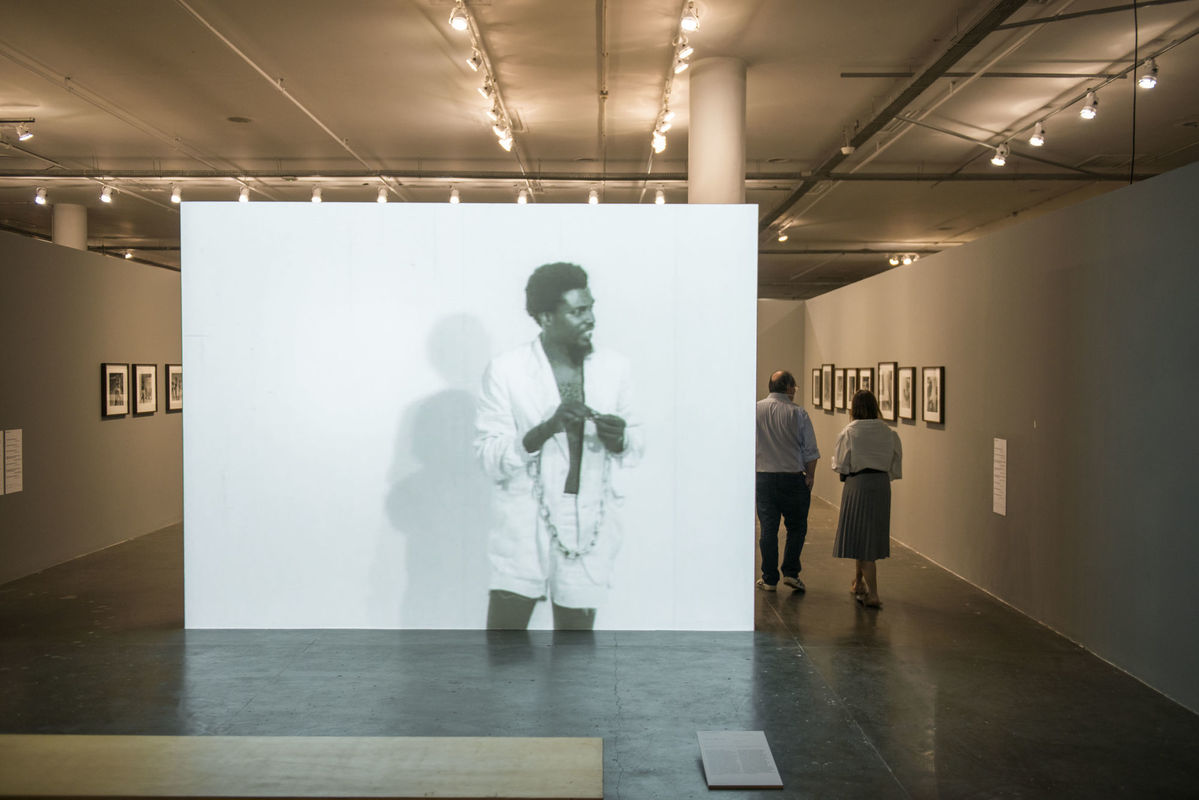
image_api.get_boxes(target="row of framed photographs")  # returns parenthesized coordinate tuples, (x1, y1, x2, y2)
(811, 363, 945, 424)
(102, 362, 182, 418)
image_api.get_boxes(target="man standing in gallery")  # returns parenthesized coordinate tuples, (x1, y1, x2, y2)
(755, 370, 820, 592)
(475, 262, 643, 629)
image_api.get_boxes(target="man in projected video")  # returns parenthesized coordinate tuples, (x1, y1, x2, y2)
(475, 262, 643, 629)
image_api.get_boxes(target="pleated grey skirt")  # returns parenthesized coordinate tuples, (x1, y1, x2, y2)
(832, 472, 891, 560)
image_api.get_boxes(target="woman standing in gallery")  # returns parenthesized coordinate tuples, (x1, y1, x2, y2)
(831, 390, 902, 609)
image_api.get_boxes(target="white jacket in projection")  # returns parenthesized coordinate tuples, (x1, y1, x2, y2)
(474, 338, 644, 600)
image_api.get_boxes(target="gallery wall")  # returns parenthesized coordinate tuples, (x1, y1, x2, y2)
(799, 161, 1199, 712)
(0, 230, 183, 586)
(182, 203, 758, 630)
(756, 300, 806, 399)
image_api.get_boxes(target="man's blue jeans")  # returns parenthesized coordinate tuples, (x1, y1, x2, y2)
(755, 472, 811, 585)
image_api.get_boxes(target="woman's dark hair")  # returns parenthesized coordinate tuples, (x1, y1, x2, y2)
(850, 389, 880, 420)
(525, 262, 588, 319)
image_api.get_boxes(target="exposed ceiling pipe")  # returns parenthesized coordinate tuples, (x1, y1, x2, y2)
(757, 0, 1034, 234)
(172, 0, 408, 201)
(597, 0, 609, 183)
(993, 0, 1192, 30)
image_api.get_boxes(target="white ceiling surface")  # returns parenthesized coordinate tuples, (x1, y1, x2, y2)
(1, 0, 1197, 297)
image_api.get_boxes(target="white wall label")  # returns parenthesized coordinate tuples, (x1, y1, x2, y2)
(3, 429, 23, 494)
(993, 437, 1007, 516)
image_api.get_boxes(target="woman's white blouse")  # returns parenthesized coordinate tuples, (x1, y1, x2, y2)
(830, 419, 903, 479)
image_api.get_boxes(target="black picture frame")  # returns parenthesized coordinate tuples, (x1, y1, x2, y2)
(102, 363, 129, 418)
(897, 366, 916, 421)
(133, 364, 157, 415)
(877, 362, 897, 422)
(834, 368, 846, 410)
(858, 367, 874, 396)
(811, 368, 821, 408)
(166, 364, 183, 412)
(847, 369, 859, 404)
(922, 366, 945, 424)
(821, 364, 833, 411)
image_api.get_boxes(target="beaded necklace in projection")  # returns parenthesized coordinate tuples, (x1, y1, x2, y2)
(531, 364, 611, 560)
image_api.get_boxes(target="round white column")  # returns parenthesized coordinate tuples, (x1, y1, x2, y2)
(687, 57, 746, 204)
(52, 203, 88, 250)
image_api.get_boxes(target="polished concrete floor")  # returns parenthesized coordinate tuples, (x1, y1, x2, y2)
(2, 498, 1198, 799)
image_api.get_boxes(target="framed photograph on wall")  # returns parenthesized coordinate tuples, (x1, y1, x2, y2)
(897, 366, 916, 421)
(834, 368, 846, 410)
(858, 367, 874, 395)
(133, 364, 157, 415)
(877, 362, 897, 421)
(847, 368, 859, 403)
(811, 368, 821, 408)
(922, 366, 945, 424)
(101, 363, 129, 418)
(821, 364, 834, 411)
(166, 364, 183, 412)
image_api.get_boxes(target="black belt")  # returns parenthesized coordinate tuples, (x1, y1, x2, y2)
(841, 467, 885, 482)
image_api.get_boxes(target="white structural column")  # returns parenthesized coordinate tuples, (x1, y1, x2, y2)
(687, 57, 746, 204)
(52, 204, 87, 250)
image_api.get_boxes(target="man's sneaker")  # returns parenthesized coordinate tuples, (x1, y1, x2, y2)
(756, 578, 776, 592)
(782, 576, 805, 592)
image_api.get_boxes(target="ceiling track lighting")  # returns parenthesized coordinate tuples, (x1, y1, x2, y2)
(888, 253, 920, 266)
(124, 249, 133, 260)
(1080, 91, 1098, 120)
(655, 188, 666, 205)
(1138, 58, 1158, 89)
(377, 186, 388, 203)
(449, 188, 461, 204)
(16, 123, 33, 142)
(448, 1, 469, 32)
(100, 186, 113, 203)
(777, 229, 789, 243)
(34, 187, 47, 205)
(588, 189, 599, 205)
(652, 131, 667, 154)
(311, 186, 322, 203)
(170, 185, 182, 203)
(1029, 122, 1046, 148)
(467, 50, 482, 72)
(239, 186, 250, 203)
(673, 59, 690, 75)
(675, 37, 694, 60)
(990, 142, 1010, 167)
(517, 188, 528, 205)
(680, 1, 700, 32)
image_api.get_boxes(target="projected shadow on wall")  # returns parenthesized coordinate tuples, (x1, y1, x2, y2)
(382, 314, 495, 627)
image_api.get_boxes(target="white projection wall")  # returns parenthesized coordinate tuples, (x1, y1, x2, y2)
(181, 202, 756, 629)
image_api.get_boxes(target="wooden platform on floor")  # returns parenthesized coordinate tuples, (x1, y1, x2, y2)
(0, 734, 603, 799)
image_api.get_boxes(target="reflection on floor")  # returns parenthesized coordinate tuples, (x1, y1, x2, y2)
(1, 498, 1197, 799)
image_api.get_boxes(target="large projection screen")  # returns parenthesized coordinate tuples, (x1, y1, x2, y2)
(182, 202, 756, 630)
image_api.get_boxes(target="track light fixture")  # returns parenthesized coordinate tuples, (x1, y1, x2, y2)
(100, 186, 113, 203)
(377, 187, 388, 203)
(655, 188, 665, 205)
(680, 1, 700, 32)
(467, 50, 482, 72)
(16, 123, 33, 141)
(35, 187, 47, 205)
(170, 185, 182, 203)
(673, 59, 689, 75)
(1080, 91, 1098, 120)
(652, 131, 667, 153)
(449, 188, 461, 204)
(448, 1, 469, 31)
(517, 188, 528, 205)
(1029, 122, 1046, 148)
(497, 132, 514, 151)
(675, 37, 694, 60)
(889, 253, 919, 266)
(777, 229, 789, 243)
(125, 249, 133, 260)
(1138, 58, 1158, 89)
(486, 103, 500, 122)
(478, 81, 493, 100)
(311, 186, 322, 203)
(588, 189, 599, 205)
(239, 186, 250, 203)
(990, 142, 1010, 167)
